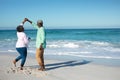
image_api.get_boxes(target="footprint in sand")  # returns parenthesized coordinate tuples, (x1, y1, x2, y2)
(6, 67, 47, 77)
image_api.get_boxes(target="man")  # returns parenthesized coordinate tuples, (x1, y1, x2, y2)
(24, 18, 46, 71)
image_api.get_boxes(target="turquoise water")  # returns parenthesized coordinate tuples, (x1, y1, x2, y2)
(0, 28, 120, 63)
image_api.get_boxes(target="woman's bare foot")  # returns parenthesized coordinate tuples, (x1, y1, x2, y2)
(20, 67, 23, 70)
(13, 60, 16, 67)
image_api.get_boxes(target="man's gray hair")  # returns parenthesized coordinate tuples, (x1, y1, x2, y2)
(37, 20, 43, 24)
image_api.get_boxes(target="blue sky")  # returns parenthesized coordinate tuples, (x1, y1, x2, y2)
(0, 0, 120, 29)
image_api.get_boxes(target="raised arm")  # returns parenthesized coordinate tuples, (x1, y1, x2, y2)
(25, 18, 32, 24)
(19, 19, 27, 25)
(24, 18, 38, 29)
(22, 19, 26, 24)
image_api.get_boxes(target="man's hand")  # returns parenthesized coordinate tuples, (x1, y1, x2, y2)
(40, 43, 43, 50)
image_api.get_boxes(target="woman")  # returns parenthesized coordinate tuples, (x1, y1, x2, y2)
(13, 19, 30, 70)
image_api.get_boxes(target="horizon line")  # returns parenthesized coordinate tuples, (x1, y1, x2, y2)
(0, 27, 120, 30)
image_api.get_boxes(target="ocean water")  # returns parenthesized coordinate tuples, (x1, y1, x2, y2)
(0, 28, 120, 65)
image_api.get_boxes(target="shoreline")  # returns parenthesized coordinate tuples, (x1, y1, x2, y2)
(1, 52, 120, 67)
(0, 52, 120, 80)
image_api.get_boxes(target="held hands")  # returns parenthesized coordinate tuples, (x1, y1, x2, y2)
(24, 18, 28, 21)
(24, 18, 32, 24)
(22, 18, 27, 24)
(23, 18, 28, 22)
(22, 18, 29, 24)
(21, 18, 32, 25)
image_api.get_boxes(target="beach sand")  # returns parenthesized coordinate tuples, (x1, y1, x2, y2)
(0, 52, 120, 80)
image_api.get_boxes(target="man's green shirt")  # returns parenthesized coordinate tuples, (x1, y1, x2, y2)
(32, 22, 46, 48)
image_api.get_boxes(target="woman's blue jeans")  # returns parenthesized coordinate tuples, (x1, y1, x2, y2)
(15, 47, 27, 67)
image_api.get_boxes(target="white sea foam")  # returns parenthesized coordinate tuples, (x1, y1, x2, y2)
(46, 40, 113, 49)
(8, 50, 16, 52)
(44, 40, 120, 59)
(78, 40, 111, 47)
(72, 55, 120, 59)
(63, 43, 79, 48)
(91, 41, 110, 46)
(105, 48, 120, 52)
(45, 51, 120, 59)
(47, 41, 80, 48)
(0, 40, 120, 60)
(47, 44, 60, 48)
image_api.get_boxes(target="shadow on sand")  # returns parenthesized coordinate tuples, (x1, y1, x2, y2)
(27, 60, 91, 71)
(45, 60, 91, 71)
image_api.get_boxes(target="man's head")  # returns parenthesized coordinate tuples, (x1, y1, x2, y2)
(16, 25, 24, 32)
(37, 20, 43, 27)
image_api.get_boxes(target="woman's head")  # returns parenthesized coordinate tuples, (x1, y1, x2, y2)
(16, 25, 24, 32)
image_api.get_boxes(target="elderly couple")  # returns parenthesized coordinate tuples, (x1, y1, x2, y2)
(13, 18, 46, 71)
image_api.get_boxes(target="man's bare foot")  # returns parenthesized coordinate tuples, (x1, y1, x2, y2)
(38, 67, 45, 71)
(13, 60, 16, 67)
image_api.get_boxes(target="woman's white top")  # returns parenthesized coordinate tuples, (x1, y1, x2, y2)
(16, 32, 29, 48)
